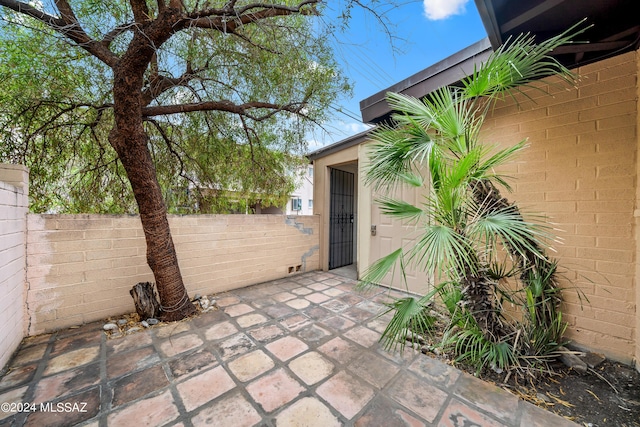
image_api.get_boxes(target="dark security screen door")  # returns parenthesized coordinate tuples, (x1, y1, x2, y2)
(329, 168, 354, 269)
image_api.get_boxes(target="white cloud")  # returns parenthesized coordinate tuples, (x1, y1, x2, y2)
(341, 121, 371, 134)
(423, 0, 469, 20)
(306, 138, 325, 150)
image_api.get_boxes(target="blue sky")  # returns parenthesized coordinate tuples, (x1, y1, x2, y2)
(310, 0, 488, 147)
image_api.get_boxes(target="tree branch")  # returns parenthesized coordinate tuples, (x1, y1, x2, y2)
(141, 72, 196, 107)
(129, 0, 151, 23)
(185, 1, 319, 32)
(141, 100, 307, 120)
(0, 0, 119, 67)
(101, 22, 138, 48)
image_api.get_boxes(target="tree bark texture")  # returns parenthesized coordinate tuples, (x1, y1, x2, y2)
(109, 22, 195, 321)
(109, 122, 195, 320)
(0, 1, 321, 323)
(130, 282, 161, 319)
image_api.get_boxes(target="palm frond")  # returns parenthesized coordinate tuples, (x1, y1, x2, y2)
(397, 172, 424, 187)
(358, 248, 404, 291)
(387, 92, 438, 130)
(410, 224, 475, 277)
(470, 140, 528, 190)
(468, 206, 552, 260)
(427, 88, 482, 155)
(377, 296, 436, 351)
(376, 196, 425, 224)
(365, 123, 432, 191)
(462, 20, 589, 100)
(438, 281, 464, 317)
(444, 325, 517, 373)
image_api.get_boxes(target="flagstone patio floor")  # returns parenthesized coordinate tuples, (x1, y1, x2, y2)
(0, 270, 578, 427)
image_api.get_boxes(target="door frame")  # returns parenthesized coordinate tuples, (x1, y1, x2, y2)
(328, 167, 355, 269)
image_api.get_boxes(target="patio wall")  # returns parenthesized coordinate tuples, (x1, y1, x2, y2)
(0, 165, 28, 371)
(26, 214, 319, 335)
(480, 50, 638, 365)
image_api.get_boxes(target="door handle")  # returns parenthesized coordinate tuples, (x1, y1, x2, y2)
(371, 225, 376, 236)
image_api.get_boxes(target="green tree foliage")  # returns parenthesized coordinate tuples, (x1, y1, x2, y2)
(0, 1, 348, 213)
(362, 25, 588, 373)
(0, 0, 390, 320)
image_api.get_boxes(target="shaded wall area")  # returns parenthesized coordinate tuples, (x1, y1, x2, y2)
(26, 214, 319, 336)
(480, 51, 638, 364)
(0, 165, 28, 370)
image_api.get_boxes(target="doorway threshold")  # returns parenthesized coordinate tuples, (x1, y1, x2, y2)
(329, 264, 357, 280)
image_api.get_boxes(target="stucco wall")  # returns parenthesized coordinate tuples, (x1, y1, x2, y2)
(26, 214, 319, 335)
(313, 144, 360, 272)
(0, 165, 28, 371)
(481, 51, 638, 364)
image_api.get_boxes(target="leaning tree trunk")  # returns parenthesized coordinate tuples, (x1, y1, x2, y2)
(109, 52, 196, 322)
(471, 179, 561, 324)
(459, 253, 505, 340)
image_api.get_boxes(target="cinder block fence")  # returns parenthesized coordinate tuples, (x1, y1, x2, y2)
(0, 163, 319, 370)
(25, 213, 319, 335)
(0, 165, 29, 371)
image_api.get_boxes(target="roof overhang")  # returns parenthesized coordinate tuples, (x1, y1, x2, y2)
(307, 128, 372, 161)
(360, 0, 640, 124)
(476, 0, 639, 67)
(360, 38, 492, 125)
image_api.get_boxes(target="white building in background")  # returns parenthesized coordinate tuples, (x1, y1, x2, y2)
(286, 165, 313, 215)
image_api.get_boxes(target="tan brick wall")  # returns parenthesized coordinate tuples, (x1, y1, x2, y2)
(0, 164, 28, 370)
(635, 50, 640, 372)
(26, 214, 319, 335)
(481, 51, 638, 364)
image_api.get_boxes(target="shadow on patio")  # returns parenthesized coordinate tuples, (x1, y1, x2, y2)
(0, 271, 577, 426)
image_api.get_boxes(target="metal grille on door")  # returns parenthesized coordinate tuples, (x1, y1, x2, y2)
(329, 168, 354, 269)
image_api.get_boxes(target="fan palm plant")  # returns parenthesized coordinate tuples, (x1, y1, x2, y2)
(361, 23, 588, 373)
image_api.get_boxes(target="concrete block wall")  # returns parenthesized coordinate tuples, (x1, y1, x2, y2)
(481, 51, 638, 364)
(0, 164, 28, 370)
(26, 214, 319, 335)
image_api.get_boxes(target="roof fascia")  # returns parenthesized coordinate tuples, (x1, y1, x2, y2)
(306, 128, 372, 161)
(474, 0, 502, 48)
(359, 38, 492, 124)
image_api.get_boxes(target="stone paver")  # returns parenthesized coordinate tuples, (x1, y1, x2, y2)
(176, 365, 236, 411)
(316, 371, 375, 419)
(276, 397, 341, 427)
(235, 313, 267, 328)
(246, 368, 304, 412)
(107, 389, 179, 427)
(111, 364, 168, 407)
(454, 372, 520, 425)
(0, 271, 581, 427)
(158, 333, 203, 357)
(387, 372, 449, 423)
(354, 397, 426, 427)
(289, 351, 334, 385)
(191, 392, 261, 427)
(43, 346, 100, 376)
(285, 298, 311, 309)
(348, 352, 399, 388)
(228, 350, 275, 382)
(265, 336, 308, 361)
(224, 303, 254, 317)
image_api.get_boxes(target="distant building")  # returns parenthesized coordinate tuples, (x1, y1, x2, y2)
(286, 165, 313, 215)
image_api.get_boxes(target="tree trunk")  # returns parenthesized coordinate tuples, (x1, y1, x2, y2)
(109, 54, 196, 321)
(461, 263, 504, 340)
(130, 282, 161, 319)
(471, 179, 561, 322)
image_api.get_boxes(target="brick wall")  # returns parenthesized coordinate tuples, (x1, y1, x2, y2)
(26, 214, 319, 335)
(481, 51, 638, 364)
(0, 165, 28, 370)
